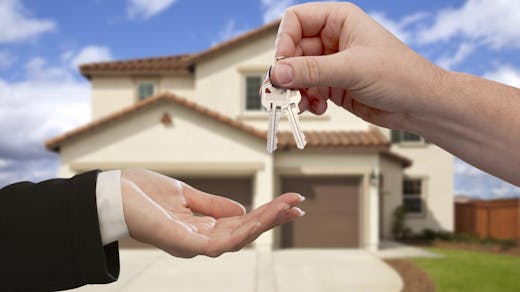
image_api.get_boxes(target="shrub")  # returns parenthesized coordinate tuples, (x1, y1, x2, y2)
(391, 205, 408, 240)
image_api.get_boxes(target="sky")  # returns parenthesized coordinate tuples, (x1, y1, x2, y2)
(0, 0, 520, 199)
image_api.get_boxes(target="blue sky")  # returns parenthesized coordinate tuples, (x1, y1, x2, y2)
(1, 0, 520, 198)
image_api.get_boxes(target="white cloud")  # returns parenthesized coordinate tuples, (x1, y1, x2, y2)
(416, 0, 520, 49)
(454, 158, 520, 199)
(0, 57, 90, 186)
(484, 66, 520, 88)
(62, 45, 113, 69)
(213, 20, 249, 45)
(436, 42, 475, 70)
(127, 0, 176, 20)
(0, 50, 16, 70)
(261, 0, 295, 23)
(454, 159, 483, 176)
(370, 12, 411, 44)
(0, 0, 56, 43)
(370, 12, 429, 44)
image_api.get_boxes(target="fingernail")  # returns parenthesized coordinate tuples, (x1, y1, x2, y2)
(298, 194, 306, 202)
(294, 207, 306, 217)
(273, 63, 293, 85)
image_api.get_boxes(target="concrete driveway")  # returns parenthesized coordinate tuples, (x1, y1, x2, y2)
(73, 248, 403, 292)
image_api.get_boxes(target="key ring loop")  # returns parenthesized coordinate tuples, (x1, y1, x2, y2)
(275, 56, 287, 62)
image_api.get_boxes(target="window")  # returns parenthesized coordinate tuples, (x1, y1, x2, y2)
(245, 75, 263, 111)
(391, 130, 424, 143)
(402, 178, 423, 214)
(138, 82, 155, 100)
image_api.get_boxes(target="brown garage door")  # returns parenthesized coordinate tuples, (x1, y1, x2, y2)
(281, 176, 361, 248)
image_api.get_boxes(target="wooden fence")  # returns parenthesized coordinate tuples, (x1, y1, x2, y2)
(455, 198, 520, 240)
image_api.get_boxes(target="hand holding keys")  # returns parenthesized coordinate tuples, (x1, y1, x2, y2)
(261, 60, 307, 153)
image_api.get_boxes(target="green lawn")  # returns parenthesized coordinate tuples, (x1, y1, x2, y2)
(412, 248, 520, 292)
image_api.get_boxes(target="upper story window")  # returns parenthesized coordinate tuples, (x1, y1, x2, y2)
(391, 130, 424, 144)
(402, 178, 423, 214)
(244, 75, 263, 111)
(138, 82, 155, 100)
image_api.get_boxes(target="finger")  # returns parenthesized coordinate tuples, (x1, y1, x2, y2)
(276, 3, 342, 58)
(329, 87, 346, 106)
(298, 93, 310, 113)
(242, 193, 304, 232)
(276, 3, 357, 58)
(270, 52, 353, 89)
(350, 99, 401, 127)
(201, 193, 305, 257)
(310, 97, 328, 115)
(232, 194, 306, 248)
(298, 37, 324, 56)
(183, 183, 246, 218)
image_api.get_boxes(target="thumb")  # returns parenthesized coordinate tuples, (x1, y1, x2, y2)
(270, 53, 352, 89)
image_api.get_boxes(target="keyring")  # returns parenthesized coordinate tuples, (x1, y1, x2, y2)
(275, 56, 287, 62)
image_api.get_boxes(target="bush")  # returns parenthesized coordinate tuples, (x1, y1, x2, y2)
(391, 205, 408, 240)
(499, 239, 518, 250)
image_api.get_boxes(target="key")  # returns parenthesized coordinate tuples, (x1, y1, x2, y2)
(285, 89, 307, 149)
(261, 82, 286, 153)
(267, 103, 281, 152)
(261, 81, 307, 152)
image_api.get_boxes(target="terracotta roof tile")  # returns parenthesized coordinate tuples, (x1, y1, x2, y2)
(80, 54, 194, 79)
(277, 129, 390, 150)
(79, 20, 281, 78)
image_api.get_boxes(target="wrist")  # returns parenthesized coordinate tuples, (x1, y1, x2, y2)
(402, 67, 456, 133)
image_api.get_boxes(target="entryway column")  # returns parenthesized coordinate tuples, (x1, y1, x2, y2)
(367, 167, 380, 252)
(253, 156, 274, 249)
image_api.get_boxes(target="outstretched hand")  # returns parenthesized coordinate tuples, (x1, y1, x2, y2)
(120, 168, 304, 258)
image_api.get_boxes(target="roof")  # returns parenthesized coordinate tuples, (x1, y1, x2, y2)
(278, 129, 389, 149)
(45, 92, 266, 151)
(189, 20, 280, 63)
(80, 54, 194, 79)
(79, 20, 280, 79)
(45, 92, 410, 167)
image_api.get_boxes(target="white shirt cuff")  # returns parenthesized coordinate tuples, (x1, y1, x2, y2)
(96, 170, 129, 245)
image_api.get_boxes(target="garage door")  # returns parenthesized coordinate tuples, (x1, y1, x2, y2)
(281, 176, 361, 248)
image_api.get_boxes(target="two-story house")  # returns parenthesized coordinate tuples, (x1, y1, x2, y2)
(46, 21, 453, 251)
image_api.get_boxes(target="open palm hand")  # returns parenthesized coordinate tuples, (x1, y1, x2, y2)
(121, 168, 304, 258)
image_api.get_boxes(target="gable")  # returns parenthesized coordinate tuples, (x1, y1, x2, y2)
(58, 98, 269, 171)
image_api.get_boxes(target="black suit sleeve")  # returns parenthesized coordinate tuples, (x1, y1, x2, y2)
(0, 170, 120, 291)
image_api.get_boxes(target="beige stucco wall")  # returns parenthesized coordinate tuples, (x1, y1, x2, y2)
(379, 155, 405, 239)
(160, 75, 196, 101)
(59, 101, 269, 176)
(91, 76, 136, 119)
(391, 143, 454, 232)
